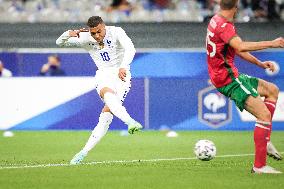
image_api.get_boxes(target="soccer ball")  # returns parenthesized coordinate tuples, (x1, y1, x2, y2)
(194, 140, 216, 161)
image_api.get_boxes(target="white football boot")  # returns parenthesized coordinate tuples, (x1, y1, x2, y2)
(267, 141, 282, 160)
(70, 150, 88, 165)
(252, 165, 282, 174)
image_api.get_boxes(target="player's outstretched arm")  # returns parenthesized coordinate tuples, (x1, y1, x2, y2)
(236, 51, 276, 72)
(56, 30, 85, 47)
(236, 51, 264, 68)
(229, 36, 284, 52)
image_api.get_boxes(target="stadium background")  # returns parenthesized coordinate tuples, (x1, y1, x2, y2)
(0, 0, 284, 132)
(0, 1, 284, 189)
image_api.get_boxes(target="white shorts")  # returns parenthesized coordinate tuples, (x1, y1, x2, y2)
(94, 68, 131, 104)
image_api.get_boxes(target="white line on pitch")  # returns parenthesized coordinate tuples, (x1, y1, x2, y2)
(0, 152, 283, 170)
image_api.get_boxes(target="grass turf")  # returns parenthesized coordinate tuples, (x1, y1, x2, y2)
(0, 131, 283, 189)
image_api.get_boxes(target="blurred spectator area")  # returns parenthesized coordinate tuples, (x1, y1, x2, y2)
(0, 0, 283, 23)
(0, 22, 283, 48)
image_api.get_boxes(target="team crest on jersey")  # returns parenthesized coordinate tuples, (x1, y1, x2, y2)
(198, 84, 232, 128)
(106, 39, 114, 48)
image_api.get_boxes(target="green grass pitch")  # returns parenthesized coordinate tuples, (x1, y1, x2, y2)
(0, 131, 283, 189)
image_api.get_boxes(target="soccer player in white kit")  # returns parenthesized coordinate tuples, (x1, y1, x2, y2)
(56, 16, 143, 165)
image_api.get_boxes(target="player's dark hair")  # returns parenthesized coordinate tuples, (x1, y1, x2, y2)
(220, 0, 238, 10)
(87, 16, 104, 28)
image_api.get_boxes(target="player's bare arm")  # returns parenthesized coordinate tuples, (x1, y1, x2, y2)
(236, 51, 275, 72)
(68, 30, 79, 37)
(229, 36, 284, 52)
(68, 28, 89, 37)
(56, 28, 89, 47)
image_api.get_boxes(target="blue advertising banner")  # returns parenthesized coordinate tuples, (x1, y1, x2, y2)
(0, 78, 145, 130)
(148, 78, 284, 131)
(1, 50, 283, 78)
(0, 50, 283, 130)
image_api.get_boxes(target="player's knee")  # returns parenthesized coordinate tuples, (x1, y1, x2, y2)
(266, 82, 279, 99)
(270, 83, 279, 98)
(100, 87, 115, 99)
(102, 106, 111, 113)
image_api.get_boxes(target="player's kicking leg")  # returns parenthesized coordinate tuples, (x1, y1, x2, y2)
(70, 86, 142, 165)
(257, 79, 282, 160)
(70, 106, 113, 165)
(244, 96, 282, 174)
(100, 87, 143, 134)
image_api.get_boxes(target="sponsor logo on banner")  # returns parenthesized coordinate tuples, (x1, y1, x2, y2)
(238, 92, 284, 121)
(198, 85, 232, 128)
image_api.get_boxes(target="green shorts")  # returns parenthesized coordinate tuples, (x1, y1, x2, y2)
(217, 74, 259, 111)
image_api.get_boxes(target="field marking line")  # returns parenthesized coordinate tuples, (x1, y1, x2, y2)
(0, 152, 283, 170)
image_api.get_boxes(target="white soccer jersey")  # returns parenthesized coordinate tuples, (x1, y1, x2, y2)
(56, 26, 136, 70)
(56, 26, 134, 103)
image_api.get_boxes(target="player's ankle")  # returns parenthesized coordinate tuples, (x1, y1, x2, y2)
(254, 164, 266, 169)
(126, 118, 136, 125)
